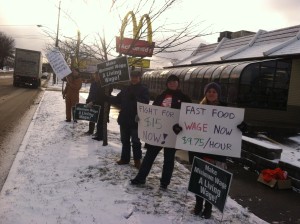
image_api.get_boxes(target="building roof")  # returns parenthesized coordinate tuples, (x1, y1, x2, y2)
(174, 24, 300, 66)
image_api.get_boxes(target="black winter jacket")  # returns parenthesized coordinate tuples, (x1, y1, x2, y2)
(87, 81, 112, 120)
(153, 89, 191, 109)
(111, 83, 149, 128)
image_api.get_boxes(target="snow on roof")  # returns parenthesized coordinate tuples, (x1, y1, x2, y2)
(175, 24, 300, 66)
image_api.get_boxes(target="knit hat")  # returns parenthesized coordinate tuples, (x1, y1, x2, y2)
(204, 82, 221, 97)
(166, 74, 179, 83)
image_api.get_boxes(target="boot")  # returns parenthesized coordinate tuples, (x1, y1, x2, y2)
(117, 160, 129, 165)
(193, 196, 203, 215)
(201, 202, 212, 219)
(134, 160, 141, 169)
(193, 203, 203, 215)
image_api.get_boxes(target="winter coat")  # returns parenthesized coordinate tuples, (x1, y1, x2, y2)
(111, 83, 149, 128)
(87, 81, 112, 121)
(64, 75, 82, 99)
(153, 89, 191, 109)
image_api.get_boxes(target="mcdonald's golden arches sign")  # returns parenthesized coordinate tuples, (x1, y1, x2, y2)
(116, 11, 155, 57)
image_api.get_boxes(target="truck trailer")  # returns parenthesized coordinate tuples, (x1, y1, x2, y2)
(13, 48, 42, 88)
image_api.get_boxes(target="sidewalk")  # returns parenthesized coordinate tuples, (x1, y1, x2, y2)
(0, 89, 268, 224)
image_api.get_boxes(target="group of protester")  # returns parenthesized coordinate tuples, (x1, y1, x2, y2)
(62, 67, 245, 220)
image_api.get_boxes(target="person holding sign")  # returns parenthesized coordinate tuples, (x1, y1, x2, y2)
(189, 82, 227, 219)
(131, 74, 191, 189)
(62, 68, 82, 122)
(110, 70, 150, 169)
(85, 73, 113, 140)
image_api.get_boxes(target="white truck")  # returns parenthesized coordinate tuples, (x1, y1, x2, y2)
(13, 48, 42, 88)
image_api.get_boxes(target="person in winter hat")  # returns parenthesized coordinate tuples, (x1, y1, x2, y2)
(173, 81, 247, 219)
(110, 70, 150, 169)
(201, 82, 221, 105)
(130, 74, 191, 189)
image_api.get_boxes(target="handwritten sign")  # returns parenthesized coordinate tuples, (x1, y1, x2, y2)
(137, 102, 180, 148)
(74, 103, 101, 123)
(175, 103, 244, 158)
(188, 157, 232, 212)
(97, 56, 129, 86)
(46, 48, 71, 79)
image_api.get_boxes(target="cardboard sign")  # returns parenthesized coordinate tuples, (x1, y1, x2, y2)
(175, 103, 244, 158)
(188, 157, 232, 212)
(97, 57, 129, 86)
(137, 102, 244, 158)
(74, 103, 101, 123)
(46, 48, 71, 79)
(137, 102, 180, 148)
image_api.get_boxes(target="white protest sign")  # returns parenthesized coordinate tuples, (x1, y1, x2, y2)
(46, 48, 71, 79)
(175, 103, 244, 158)
(137, 102, 180, 148)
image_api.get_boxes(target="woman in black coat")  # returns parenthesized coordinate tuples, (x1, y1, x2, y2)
(130, 74, 191, 189)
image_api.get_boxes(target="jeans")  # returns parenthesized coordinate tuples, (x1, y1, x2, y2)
(120, 126, 142, 162)
(134, 145, 177, 187)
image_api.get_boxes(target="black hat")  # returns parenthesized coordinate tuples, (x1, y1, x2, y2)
(204, 82, 221, 97)
(130, 70, 142, 77)
(166, 74, 179, 83)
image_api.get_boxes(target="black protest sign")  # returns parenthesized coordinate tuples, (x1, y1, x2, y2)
(188, 157, 232, 212)
(97, 56, 130, 86)
(74, 103, 101, 123)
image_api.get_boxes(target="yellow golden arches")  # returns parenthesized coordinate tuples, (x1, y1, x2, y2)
(120, 11, 153, 44)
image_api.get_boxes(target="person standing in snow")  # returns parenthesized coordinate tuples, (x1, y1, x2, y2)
(130, 74, 191, 189)
(85, 72, 112, 140)
(110, 70, 150, 169)
(85, 74, 96, 135)
(62, 67, 82, 122)
(188, 82, 228, 219)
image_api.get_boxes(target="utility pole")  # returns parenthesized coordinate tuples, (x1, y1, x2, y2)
(53, 0, 61, 84)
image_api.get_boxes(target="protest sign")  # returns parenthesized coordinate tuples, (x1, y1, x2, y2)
(97, 56, 129, 86)
(137, 102, 244, 158)
(188, 157, 232, 212)
(175, 103, 244, 158)
(46, 48, 71, 79)
(74, 103, 101, 123)
(137, 102, 180, 148)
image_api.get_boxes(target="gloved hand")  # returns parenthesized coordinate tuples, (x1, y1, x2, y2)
(173, 123, 182, 135)
(135, 115, 140, 122)
(62, 93, 66, 99)
(237, 121, 248, 133)
(86, 101, 93, 109)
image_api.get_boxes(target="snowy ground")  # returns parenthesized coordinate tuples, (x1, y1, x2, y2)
(1, 80, 297, 224)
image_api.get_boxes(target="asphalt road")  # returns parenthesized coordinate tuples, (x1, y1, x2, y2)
(0, 74, 45, 191)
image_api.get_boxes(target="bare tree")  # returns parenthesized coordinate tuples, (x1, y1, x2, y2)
(0, 32, 15, 69)
(109, 0, 210, 61)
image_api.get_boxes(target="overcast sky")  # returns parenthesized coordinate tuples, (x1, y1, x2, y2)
(1, 0, 300, 67)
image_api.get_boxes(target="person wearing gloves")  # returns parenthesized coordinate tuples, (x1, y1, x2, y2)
(173, 82, 248, 219)
(86, 72, 112, 141)
(62, 67, 82, 122)
(110, 70, 150, 169)
(130, 74, 191, 189)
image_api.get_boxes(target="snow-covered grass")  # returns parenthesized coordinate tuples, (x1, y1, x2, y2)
(0, 82, 286, 224)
